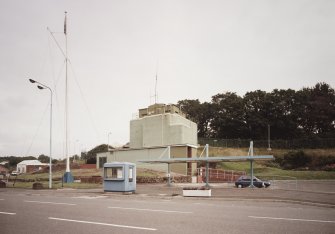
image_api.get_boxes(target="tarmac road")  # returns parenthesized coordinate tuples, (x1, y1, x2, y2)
(1, 186, 334, 234)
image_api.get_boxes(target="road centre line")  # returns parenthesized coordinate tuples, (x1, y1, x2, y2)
(0, 212, 16, 215)
(108, 206, 192, 214)
(71, 196, 106, 199)
(48, 217, 157, 231)
(125, 200, 176, 205)
(249, 216, 335, 224)
(25, 200, 76, 206)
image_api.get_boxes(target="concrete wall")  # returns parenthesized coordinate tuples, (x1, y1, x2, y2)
(139, 103, 185, 118)
(130, 113, 197, 148)
(170, 146, 187, 175)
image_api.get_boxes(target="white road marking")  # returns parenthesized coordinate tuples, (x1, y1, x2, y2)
(25, 200, 76, 206)
(108, 206, 192, 214)
(0, 198, 4, 200)
(130, 200, 176, 204)
(72, 196, 106, 199)
(0, 212, 16, 215)
(48, 217, 157, 231)
(249, 216, 335, 224)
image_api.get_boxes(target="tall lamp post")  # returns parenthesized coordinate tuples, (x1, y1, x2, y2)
(29, 79, 53, 189)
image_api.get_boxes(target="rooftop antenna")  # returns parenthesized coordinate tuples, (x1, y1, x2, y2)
(154, 60, 158, 104)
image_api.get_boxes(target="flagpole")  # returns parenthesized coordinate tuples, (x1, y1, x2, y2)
(63, 11, 73, 183)
(65, 11, 69, 173)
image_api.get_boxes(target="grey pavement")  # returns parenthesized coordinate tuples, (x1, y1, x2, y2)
(5, 180, 331, 207)
(2, 180, 334, 207)
(133, 182, 335, 207)
(1, 187, 334, 234)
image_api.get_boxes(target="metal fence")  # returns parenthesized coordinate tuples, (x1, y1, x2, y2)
(257, 175, 298, 190)
(199, 138, 335, 149)
(189, 167, 246, 183)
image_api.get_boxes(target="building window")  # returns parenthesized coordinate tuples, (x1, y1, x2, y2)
(129, 167, 133, 182)
(104, 167, 123, 180)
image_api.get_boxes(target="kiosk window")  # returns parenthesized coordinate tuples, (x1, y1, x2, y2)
(129, 167, 133, 182)
(105, 167, 123, 179)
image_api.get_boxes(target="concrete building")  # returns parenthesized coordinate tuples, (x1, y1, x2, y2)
(97, 104, 198, 175)
(97, 144, 197, 175)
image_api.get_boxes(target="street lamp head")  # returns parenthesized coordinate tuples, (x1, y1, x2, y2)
(29, 79, 36, 83)
(37, 85, 44, 90)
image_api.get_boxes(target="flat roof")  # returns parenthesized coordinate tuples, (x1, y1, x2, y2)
(139, 155, 274, 164)
(98, 144, 198, 155)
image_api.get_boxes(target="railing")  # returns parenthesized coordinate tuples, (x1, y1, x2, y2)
(199, 138, 335, 149)
(189, 167, 246, 183)
(256, 175, 298, 190)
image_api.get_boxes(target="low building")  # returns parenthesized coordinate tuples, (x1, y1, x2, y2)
(0, 161, 9, 166)
(97, 144, 197, 175)
(16, 160, 48, 174)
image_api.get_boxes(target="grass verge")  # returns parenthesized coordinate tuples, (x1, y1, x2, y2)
(7, 181, 102, 189)
(219, 161, 335, 180)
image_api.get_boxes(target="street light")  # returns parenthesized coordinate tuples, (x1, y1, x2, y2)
(29, 78, 53, 189)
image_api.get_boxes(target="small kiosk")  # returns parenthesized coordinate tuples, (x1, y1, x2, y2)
(103, 162, 136, 193)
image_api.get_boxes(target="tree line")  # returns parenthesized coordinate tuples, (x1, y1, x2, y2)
(177, 82, 335, 140)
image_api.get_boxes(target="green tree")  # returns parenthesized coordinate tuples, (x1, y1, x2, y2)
(267, 89, 302, 139)
(243, 90, 270, 139)
(38, 154, 50, 163)
(177, 99, 214, 137)
(176, 82, 335, 141)
(296, 83, 335, 137)
(210, 92, 247, 138)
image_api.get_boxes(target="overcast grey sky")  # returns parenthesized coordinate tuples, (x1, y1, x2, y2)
(1, 0, 334, 158)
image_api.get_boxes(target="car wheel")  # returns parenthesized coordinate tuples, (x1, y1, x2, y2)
(238, 184, 242, 188)
(262, 182, 265, 188)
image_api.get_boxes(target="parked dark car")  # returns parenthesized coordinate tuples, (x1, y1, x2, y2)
(235, 176, 270, 188)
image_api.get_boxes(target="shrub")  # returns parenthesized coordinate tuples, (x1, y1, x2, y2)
(280, 150, 311, 169)
(310, 155, 335, 170)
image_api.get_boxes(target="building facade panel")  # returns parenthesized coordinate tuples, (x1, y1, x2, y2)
(130, 113, 197, 148)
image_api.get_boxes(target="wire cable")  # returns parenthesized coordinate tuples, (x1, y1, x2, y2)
(68, 60, 101, 141)
(23, 102, 49, 157)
